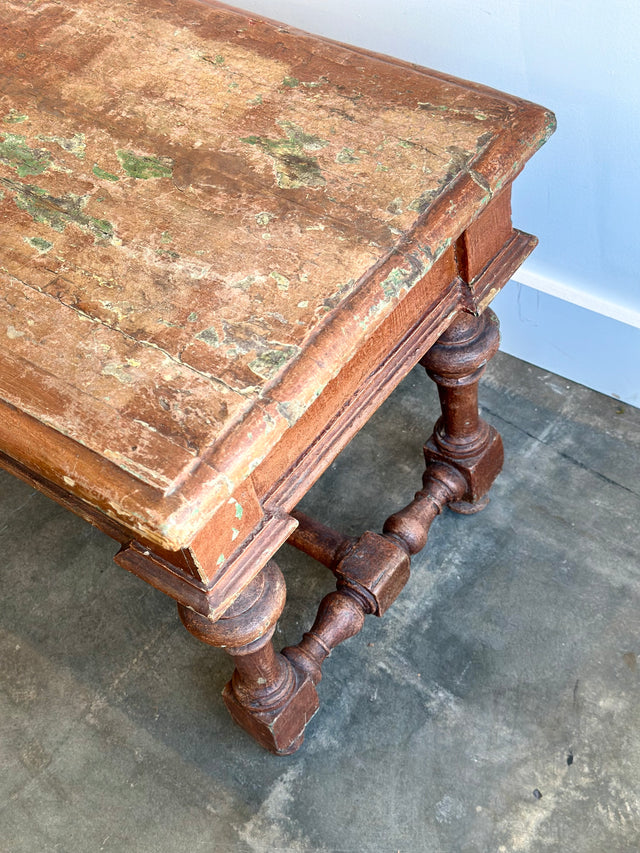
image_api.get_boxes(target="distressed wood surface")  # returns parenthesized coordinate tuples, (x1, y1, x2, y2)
(0, 0, 555, 548)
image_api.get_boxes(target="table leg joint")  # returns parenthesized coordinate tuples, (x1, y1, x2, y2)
(178, 561, 319, 755)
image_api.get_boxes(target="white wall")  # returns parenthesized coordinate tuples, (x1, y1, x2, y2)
(235, 0, 640, 406)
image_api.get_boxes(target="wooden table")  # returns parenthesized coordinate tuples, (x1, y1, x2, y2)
(0, 0, 554, 753)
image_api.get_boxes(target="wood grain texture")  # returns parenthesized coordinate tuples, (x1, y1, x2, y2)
(0, 0, 555, 549)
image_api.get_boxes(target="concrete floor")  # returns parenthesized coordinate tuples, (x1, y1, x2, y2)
(1, 352, 639, 853)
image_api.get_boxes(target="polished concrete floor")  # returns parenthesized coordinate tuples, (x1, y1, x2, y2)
(1, 352, 639, 853)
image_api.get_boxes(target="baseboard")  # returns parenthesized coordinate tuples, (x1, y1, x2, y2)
(514, 268, 640, 330)
(491, 273, 640, 408)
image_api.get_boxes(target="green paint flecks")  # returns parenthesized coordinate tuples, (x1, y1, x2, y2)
(380, 258, 428, 301)
(3, 111, 28, 124)
(3, 180, 115, 242)
(248, 344, 300, 380)
(196, 327, 220, 347)
(93, 164, 120, 181)
(25, 236, 52, 253)
(282, 76, 299, 88)
(0, 133, 51, 177)
(232, 275, 255, 291)
(40, 133, 86, 159)
(335, 147, 359, 164)
(197, 52, 225, 66)
(116, 150, 173, 179)
(240, 121, 328, 189)
(270, 271, 289, 291)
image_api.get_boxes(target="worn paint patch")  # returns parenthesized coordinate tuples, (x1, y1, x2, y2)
(102, 362, 136, 384)
(92, 164, 120, 181)
(335, 147, 359, 164)
(25, 236, 52, 253)
(6, 325, 24, 339)
(0, 133, 51, 177)
(468, 168, 492, 198)
(155, 248, 179, 260)
(270, 271, 290, 291)
(196, 327, 220, 347)
(408, 145, 473, 213)
(380, 255, 427, 301)
(276, 399, 306, 427)
(228, 274, 255, 291)
(3, 110, 28, 124)
(255, 211, 274, 226)
(2, 179, 115, 242)
(241, 121, 328, 189)
(40, 133, 86, 159)
(116, 150, 173, 179)
(281, 76, 299, 88)
(249, 345, 300, 381)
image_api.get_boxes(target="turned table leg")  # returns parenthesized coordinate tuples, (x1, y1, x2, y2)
(177, 561, 319, 755)
(282, 309, 505, 705)
(420, 308, 503, 513)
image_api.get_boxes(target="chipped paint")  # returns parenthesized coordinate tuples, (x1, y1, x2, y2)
(249, 345, 300, 380)
(276, 400, 307, 428)
(116, 150, 173, 179)
(270, 272, 290, 291)
(40, 133, 86, 159)
(336, 147, 359, 164)
(241, 122, 328, 188)
(0, 133, 51, 177)
(231, 275, 256, 291)
(2, 179, 115, 242)
(196, 327, 220, 347)
(92, 164, 120, 181)
(468, 169, 492, 199)
(102, 362, 136, 384)
(409, 145, 474, 213)
(24, 236, 52, 253)
(3, 110, 27, 124)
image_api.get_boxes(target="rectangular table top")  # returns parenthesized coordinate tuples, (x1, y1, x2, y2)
(0, 0, 554, 549)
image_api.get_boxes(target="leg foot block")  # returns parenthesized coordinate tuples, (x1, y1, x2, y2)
(223, 668, 319, 755)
